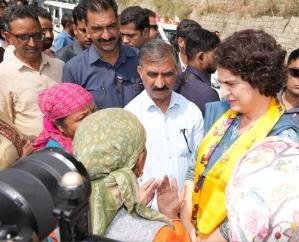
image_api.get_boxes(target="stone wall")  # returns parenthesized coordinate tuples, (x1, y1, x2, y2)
(193, 14, 299, 54)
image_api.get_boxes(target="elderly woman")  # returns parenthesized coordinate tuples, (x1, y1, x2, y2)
(227, 136, 299, 241)
(73, 108, 189, 241)
(181, 29, 299, 241)
(33, 83, 95, 154)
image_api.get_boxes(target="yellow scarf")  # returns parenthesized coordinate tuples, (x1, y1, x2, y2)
(192, 98, 284, 236)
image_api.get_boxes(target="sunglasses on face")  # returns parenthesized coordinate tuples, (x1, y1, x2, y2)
(8, 32, 45, 42)
(150, 24, 158, 31)
(289, 68, 299, 78)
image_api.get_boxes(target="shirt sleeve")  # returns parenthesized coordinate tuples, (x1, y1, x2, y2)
(0, 85, 14, 123)
(185, 105, 204, 181)
(53, 36, 66, 53)
(62, 64, 77, 84)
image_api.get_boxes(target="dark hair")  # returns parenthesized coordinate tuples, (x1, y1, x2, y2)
(176, 19, 201, 39)
(174, 19, 201, 51)
(216, 29, 286, 97)
(120, 6, 149, 31)
(186, 28, 220, 60)
(79, 0, 118, 21)
(144, 8, 156, 18)
(139, 38, 177, 66)
(3, 5, 39, 31)
(33, 6, 52, 21)
(287, 48, 299, 65)
(61, 13, 73, 28)
(16, 0, 28, 5)
(72, 3, 86, 26)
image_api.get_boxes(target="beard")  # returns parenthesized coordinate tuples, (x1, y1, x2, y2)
(43, 38, 53, 50)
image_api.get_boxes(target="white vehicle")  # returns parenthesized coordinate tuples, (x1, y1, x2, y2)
(42, 0, 77, 34)
(157, 21, 177, 44)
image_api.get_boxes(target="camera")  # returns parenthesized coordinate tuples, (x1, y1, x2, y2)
(0, 148, 111, 241)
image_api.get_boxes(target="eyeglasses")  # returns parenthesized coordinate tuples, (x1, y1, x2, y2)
(149, 24, 158, 31)
(288, 68, 299, 78)
(8, 32, 45, 42)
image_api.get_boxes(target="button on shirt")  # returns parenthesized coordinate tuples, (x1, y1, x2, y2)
(62, 44, 143, 109)
(125, 90, 204, 209)
(0, 53, 64, 140)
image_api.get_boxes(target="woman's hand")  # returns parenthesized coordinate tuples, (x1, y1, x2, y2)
(157, 175, 186, 219)
(139, 178, 160, 206)
(21, 140, 33, 159)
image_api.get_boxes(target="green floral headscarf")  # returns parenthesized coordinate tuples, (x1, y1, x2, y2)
(73, 108, 170, 235)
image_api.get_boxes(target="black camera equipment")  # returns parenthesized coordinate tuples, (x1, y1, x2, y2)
(0, 148, 110, 241)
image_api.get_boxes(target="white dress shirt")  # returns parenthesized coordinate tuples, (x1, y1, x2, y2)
(125, 90, 204, 209)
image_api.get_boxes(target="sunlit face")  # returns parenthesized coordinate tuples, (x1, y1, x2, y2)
(120, 22, 149, 48)
(86, 8, 119, 53)
(38, 17, 54, 50)
(74, 19, 92, 49)
(138, 55, 178, 105)
(5, 17, 43, 63)
(286, 58, 299, 97)
(148, 16, 158, 40)
(57, 102, 95, 139)
(218, 67, 263, 114)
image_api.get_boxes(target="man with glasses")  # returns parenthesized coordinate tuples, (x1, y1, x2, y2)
(278, 48, 299, 125)
(57, 4, 92, 63)
(144, 8, 159, 40)
(62, 0, 142, 109)
(0, 5, 64, 140)
(119, 6, 150, 48)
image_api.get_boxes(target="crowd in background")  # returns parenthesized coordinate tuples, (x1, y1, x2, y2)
(0, 0, 298, 241)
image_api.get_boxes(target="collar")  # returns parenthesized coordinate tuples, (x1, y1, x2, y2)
(11, 52, 50, 71)
(61, 30, 74, 40)
(185, 65, 211, 85)
(179, 52, 187, 72)
(88, 43, 137, 65)
(278, 90, 299, 114)
(142, 90, 180, 112)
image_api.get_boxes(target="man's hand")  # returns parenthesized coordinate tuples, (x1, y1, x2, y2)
(157, 175, 186, 219)
(139, 178, 160, 206)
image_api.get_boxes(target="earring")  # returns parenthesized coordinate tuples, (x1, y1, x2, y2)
(137, 171, 143, 183)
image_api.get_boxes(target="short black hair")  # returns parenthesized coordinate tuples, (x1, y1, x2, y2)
(176, 19, 201, 39)
(33, 6, 52, 21)
(144, 8, 156, 18)
(3, 5, 39, 31)
(79, 0, 118, 21)
(72, 3, 86, 26)
(120, 6, 149, 31)
(287, 48, 299, 65)
(61, 13, 73, 28)
(174, 19, 201, 51)
(186, 28, 220, 60)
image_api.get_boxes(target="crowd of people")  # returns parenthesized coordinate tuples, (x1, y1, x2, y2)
(0, 0, 298, 241)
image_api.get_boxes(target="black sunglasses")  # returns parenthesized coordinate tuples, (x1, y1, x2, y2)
(8, 32, 45, 42)
(149, 24, 158, 31)
(289, 68, 299, 78)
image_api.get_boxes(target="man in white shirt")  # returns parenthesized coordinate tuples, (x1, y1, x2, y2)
(125, 39, 204, 209)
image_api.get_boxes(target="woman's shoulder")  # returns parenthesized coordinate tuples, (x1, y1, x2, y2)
(204, 100, 230, 134)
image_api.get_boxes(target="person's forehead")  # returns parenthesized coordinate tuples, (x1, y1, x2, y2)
(289, 58, 299, 68)
(38, 17, 53, 28)
(10, 17, 41, 31)
(141, 57, 177, 70)
(87, 8, 117, 25)
(120, 22, 139, 32)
